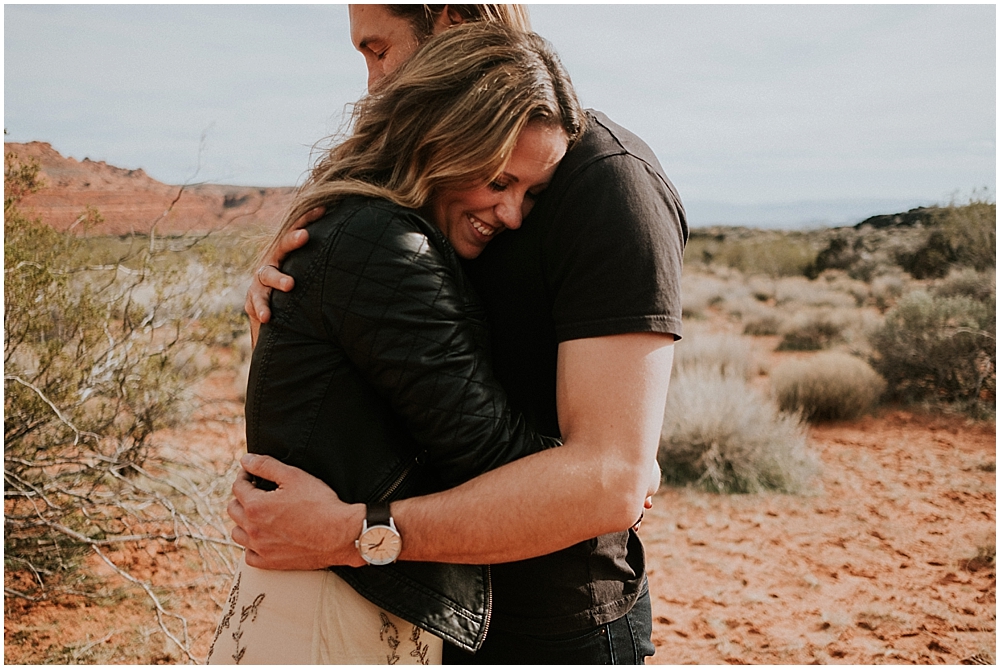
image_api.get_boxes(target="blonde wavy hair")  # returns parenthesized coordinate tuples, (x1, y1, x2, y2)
(268, 22, 583, 256)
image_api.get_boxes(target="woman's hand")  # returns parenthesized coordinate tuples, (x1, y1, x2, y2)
(245, 207, 324, 346)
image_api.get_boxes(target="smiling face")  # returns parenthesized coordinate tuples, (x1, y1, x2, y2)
(428, 121, 568, 260)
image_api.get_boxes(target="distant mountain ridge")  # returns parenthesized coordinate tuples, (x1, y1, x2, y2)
(5, 141, 295, 235)
(684, 197, 939, 230)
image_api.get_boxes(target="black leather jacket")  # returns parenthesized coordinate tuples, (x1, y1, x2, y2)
(246, 196, 559, 652)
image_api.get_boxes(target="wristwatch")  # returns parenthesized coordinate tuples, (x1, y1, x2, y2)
(355, 501, 402, 565)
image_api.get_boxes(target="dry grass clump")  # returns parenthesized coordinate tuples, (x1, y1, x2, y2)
(659, 370, 818, 493)
(742, 311, 784, 336)
(681, 271, 739, 319)
(870, 271, 911, 312)
(932, 267, 996, 302)
(773, 276, 857, 309)
(776, 311, 846, 351)
(672, 329, 761, 381)
(771, 352, 886, 422)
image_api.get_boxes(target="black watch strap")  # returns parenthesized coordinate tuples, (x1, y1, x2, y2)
(366, 501, 392, 527)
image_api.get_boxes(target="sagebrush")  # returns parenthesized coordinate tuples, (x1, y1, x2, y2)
(771, 352, 886, 422)
(659, 368, 818, 494)
(868, 290, 995, 413)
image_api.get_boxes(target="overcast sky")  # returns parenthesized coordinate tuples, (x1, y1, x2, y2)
(4, 4, 996, 227)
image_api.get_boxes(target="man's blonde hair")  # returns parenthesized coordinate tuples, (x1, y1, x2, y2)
(268, 23, 583, 255)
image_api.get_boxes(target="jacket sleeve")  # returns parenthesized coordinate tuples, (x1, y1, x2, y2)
(318, 202, 559, 488)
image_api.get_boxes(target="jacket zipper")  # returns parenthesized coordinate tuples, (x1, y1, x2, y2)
(481, 565, 493, 646)
(376, 458, 418, 503)
(374, 453, 493, 651)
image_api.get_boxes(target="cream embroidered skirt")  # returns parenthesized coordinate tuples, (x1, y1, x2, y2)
(207, 554, 443, 665)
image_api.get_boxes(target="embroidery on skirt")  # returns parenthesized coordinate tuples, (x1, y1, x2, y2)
(409, 625, 431, 665)
(206, 571, 267, 665)
(232, 592, 266, 664)
(207, 572, 241, 662)
(379, 612, 401, 665)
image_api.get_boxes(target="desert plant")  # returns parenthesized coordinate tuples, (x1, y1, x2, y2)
(4, 149, 240, 660)
(776, 312, 846, 351)
(898, 197, 997, 279)
(743, 314, 782, 336)
(659, 369, 818, 493)
(932, 267, 996, 302)
(717, 234, 816, 278)
(771, 352, 886, 422)
(672, 330, 760, 381)
(936, 195, 996, 272)
(868, 290, 995, 412)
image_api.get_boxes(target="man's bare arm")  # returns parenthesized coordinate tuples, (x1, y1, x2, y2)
(232, 331, 674, 568)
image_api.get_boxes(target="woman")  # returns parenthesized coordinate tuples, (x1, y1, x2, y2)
(208, 23, 583, 664)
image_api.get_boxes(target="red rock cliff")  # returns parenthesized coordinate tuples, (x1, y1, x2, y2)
(6, 141, 295, 235)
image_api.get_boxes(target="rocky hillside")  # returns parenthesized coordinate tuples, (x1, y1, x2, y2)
(5, 142, 295, 235)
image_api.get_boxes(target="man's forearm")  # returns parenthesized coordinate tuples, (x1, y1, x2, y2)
(392, 441, 642, 564)
(390, 333, 674, 565)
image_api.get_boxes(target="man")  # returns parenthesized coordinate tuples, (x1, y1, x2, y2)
(233, 5, 687, 663)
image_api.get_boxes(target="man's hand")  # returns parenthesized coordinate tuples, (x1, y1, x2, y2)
(228, 453, 366, 570)
(245, 207, 324, 346)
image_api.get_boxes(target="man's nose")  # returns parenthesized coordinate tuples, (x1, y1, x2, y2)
(495, 195, 523, 230)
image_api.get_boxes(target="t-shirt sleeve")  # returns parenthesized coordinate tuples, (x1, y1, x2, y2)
(543, 153, 686, 342)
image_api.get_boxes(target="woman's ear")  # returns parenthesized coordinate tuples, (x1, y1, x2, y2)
(431, 6, 466, 34)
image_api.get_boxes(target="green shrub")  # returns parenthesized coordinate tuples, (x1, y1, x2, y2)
(659, 370, 818, 493)
(937, 197, 996, 272)
(776, 313, 845, 351)
(868, 290, 996, 411)
(715, 235, 816, 278)
(771, 352, 886, 422)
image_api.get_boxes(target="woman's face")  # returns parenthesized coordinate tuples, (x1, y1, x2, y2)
(428, 121, 569, 260)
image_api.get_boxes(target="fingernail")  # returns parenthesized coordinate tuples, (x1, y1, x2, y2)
(241, 453, 257, 466)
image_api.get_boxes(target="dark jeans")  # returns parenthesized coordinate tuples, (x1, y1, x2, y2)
(443, 586, 654, 665)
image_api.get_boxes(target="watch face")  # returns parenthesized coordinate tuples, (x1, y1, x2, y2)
(359, 525, 401, 566)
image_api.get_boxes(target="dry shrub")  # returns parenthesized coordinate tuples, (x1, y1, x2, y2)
(673, 329, 760, 381)
(871, 271, 910, 312)
(740, 303, 784, 336)
(776, 311, 846, 351)
(771, 352, 886, 422)
(659, 369, 818, 494)
(774, 276, 857, 309)
(680, 271, 735, 319)
(868, 290, 995, 413)
(932, 267, 996, 302)
(4, 149, 241, 661)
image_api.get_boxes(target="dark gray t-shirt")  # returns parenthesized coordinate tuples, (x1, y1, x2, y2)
(463, 110, 687, 635)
